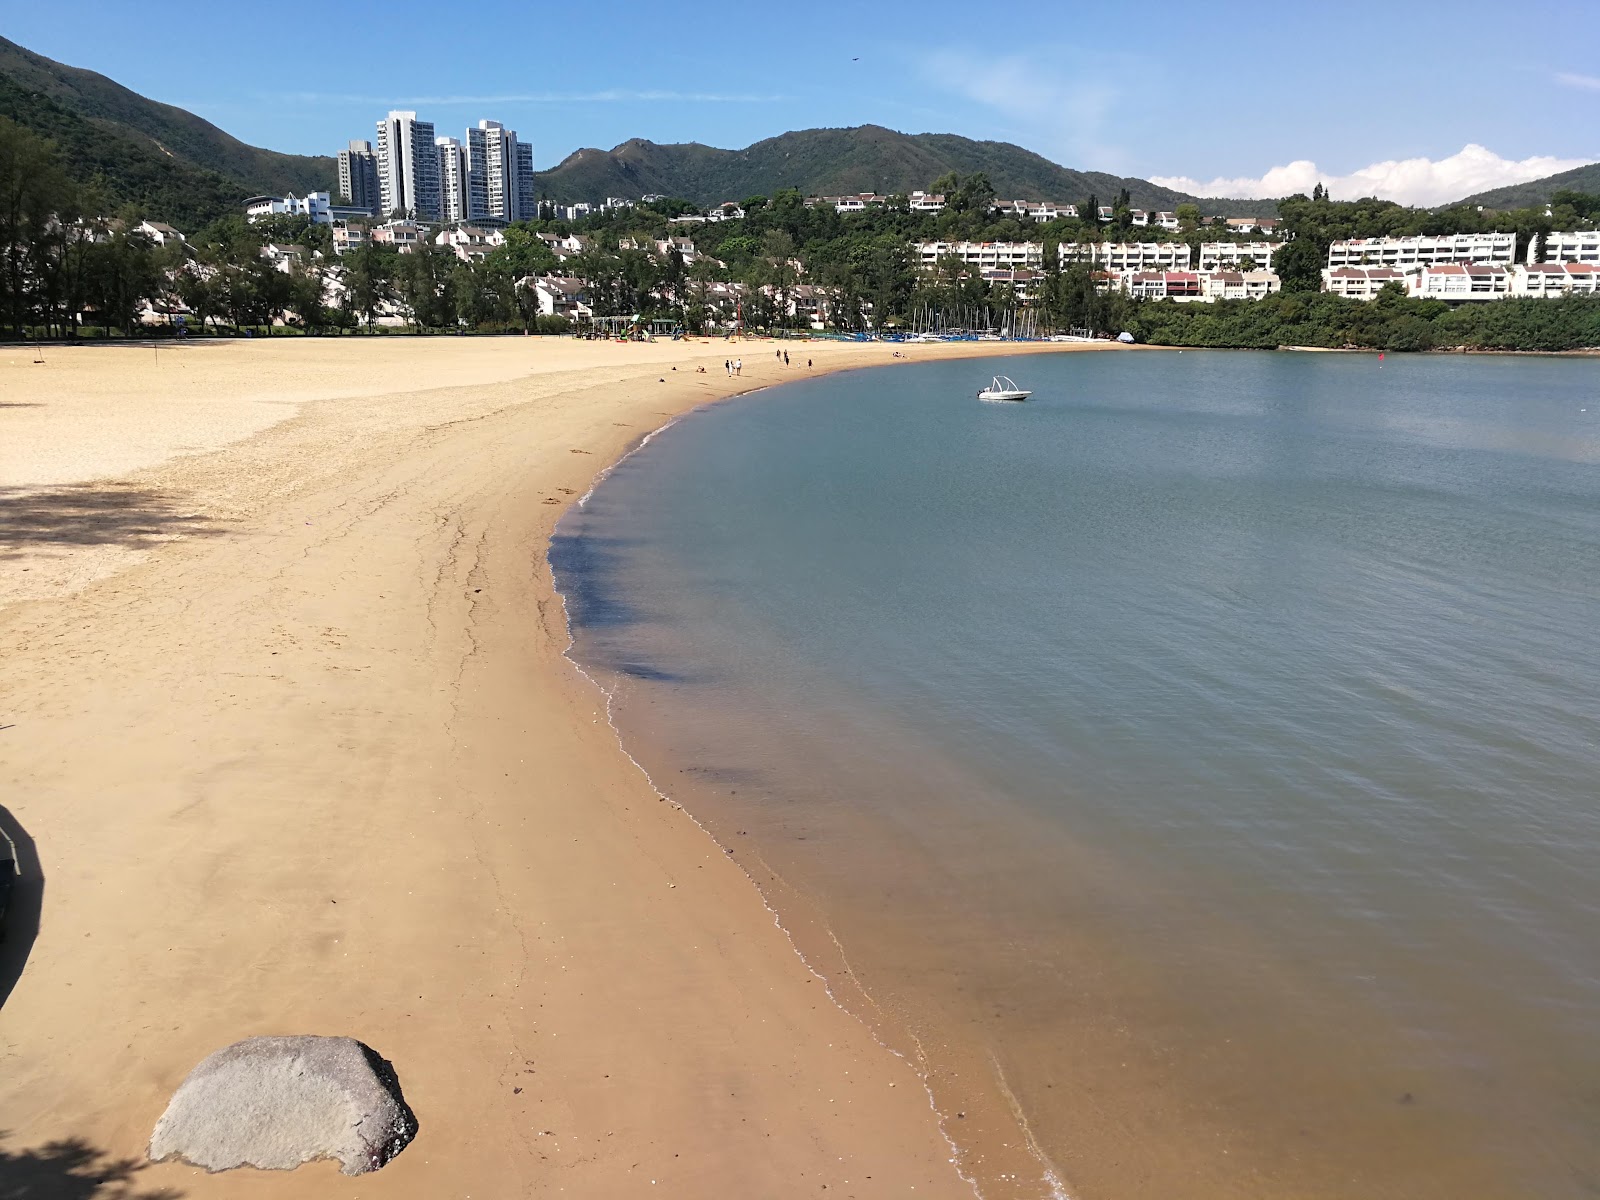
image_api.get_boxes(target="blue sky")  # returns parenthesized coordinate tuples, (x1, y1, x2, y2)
(10, 0, 1599, 204)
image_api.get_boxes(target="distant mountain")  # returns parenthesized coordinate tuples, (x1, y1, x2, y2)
(0, 35, 332, 229)
(533, 125, 1272, 217)
(0, 36, 1276, 230)
(1454, 162, 1600, 210)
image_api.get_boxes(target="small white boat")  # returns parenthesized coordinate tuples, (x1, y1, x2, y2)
(977, 375, 1030, 402)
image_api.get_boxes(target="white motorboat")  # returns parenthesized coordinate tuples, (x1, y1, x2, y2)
(977, 375, 1031, 402)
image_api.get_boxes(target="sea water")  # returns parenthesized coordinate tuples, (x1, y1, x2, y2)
(552, 350, 1600, 1199)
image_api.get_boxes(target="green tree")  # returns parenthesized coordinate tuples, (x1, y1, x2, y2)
(1273, 237, 1325, 294)
(0, 115, 78, 336)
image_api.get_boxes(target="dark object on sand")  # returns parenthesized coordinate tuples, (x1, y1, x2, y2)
(149, 1035, 417, 1175)
(0, 857, 13, 942)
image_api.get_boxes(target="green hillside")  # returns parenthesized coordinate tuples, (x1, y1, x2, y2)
(0, 35, 333, 227)
(1455, 162, 1600, 210)
(533, 125, 1272, 217)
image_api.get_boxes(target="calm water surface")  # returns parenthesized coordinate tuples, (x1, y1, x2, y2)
(552, 350, 1600, 1199)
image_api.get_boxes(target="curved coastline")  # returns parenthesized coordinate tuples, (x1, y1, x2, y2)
(0, 335, 1115, 1200)
(549, 379, 1074, 1200)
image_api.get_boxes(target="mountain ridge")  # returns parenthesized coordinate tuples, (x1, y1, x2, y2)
(0, 34, 332, 227)
(1455, 162, 1600, 210)
(532, 125, 1277, 217)
(7, 35, 1587, 229)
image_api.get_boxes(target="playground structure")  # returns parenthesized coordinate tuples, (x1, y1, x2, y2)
(583, 315, 681, 341)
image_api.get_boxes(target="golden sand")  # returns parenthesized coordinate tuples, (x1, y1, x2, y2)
(0, 335, 1110, 1197)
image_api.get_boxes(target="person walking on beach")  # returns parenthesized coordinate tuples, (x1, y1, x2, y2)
(734, 358, 742, 376)
(775, 349, 782, 361)
(807, 357, 812, 368)
(783, 350, 790, 366)
(725, 359, 732, 376)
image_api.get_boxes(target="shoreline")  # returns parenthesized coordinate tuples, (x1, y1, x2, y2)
(0, 336, 1114, 1197)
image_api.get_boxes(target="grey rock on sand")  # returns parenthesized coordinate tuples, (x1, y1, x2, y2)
(149, 1035, 417, 1175)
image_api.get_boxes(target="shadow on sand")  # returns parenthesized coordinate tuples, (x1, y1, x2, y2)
(0, 485, 220, 558)
(0, 1131, 181, 1199)
(0, 805, 39, 1012)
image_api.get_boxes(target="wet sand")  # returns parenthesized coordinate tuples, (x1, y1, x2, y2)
(0, 334, 1115, 1197)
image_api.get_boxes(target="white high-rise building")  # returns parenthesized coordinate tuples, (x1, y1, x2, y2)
(376, 111, 441, 221)
(467, 119, 534, 224)
(436, 137, 469, 224)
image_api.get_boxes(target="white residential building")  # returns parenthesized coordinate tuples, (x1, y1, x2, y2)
(376, 111, 441, 221)
(259, 243, 311, 273)
(526, 276, 592, 320)
(467, 120, 535, 224)
(436, 138, 470, 224)
(655, 236, 699, 263)
(1321, 266, 1409, 299)
(993, 199, 1076, 222)
(244, 192, 333, 224)
(337, 140, 380, 216)
(1125, 271, 1203, 301)
(1059, 242, 1193, 272)
(435, 224, 505, 262)
(909, 191, 946, 213)
(1510, 262, 1600, 296)
(1222, 216, 1280, 235)
(813, 193, 884, 214)
(332, 221, 370, 255)
(1406, 262, 1511, 301)
(1529, 231, 1600, 264)
(1199, 241, 1284, 271)
(1201, 270, 1281, 301)
(134, 220, 187, 247)
(1327, 232, 1516, 268)
(916, 241, 1045, 269)
(371, 219, 426, 253)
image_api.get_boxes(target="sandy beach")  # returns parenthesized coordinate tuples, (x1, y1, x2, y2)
(0, 334, 1114, 1198)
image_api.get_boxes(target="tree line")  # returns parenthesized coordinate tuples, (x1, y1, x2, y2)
(4, 113, 1598, 350)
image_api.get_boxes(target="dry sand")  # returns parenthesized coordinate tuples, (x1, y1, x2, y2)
(0, 334, 1113, 1198)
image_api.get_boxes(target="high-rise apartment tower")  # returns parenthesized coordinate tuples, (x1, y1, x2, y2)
(337, 139, 380, 216)
(375, 111, 440, 221)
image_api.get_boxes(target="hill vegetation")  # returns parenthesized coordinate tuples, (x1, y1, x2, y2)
(1457, 162, 1600, 211)
(532, 125, 1271, 216)
(0, 35, 331, 228)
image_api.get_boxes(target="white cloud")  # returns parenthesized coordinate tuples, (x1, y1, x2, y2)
(1152, 145, 1594, 206)
(1556, 72, 1600, 92)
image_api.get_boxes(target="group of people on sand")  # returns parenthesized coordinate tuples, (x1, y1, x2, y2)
(723, 350, 814, 377)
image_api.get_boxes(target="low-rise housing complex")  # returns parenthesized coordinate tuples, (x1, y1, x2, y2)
(1406, 262, 1511, 301)
(1322, 267, 1409, 299)
(1061, 242, 1192, 272)
(1327, 232, 1516, 268)
(1531, 231, 1600, 264)
(1130, 210, 1179, 230)
(1512, 262, 1600, 296)
(1126, 271, 1202, 300)
(1202, 270, 1282, 301)
(917, 241, 1046, 269)
(1199, 241, 1283, 271)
